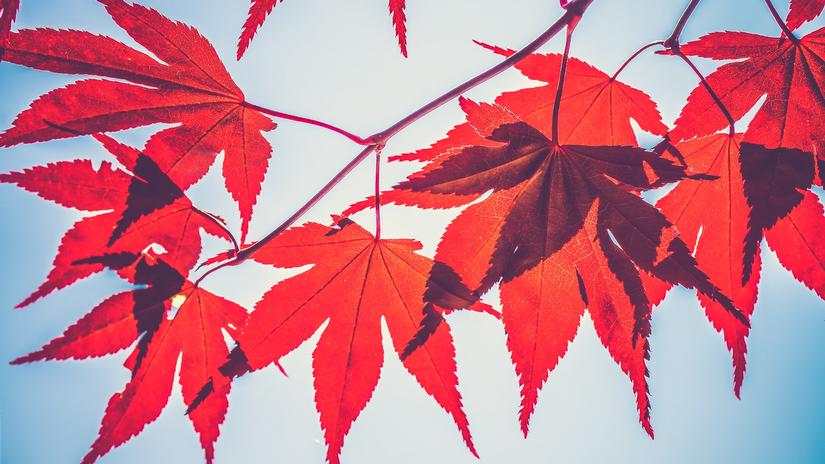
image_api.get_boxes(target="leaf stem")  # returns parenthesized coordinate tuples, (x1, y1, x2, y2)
(195, 0, 595, 282)
(763, 0, 798, 43)
(374, 146, 383, 240)
(193, 208, 240, 254)
(242, 101, 371, 145)
(672, 49, 736, 135)
(552, 21, 577, 144)
(610, 41, 665, 81)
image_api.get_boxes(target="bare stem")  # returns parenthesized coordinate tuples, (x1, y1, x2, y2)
(763, 0, 798, 43)
(194, 0, 595, 282)
(672, 50, 736, 135)
(665, 0, 702, 47)
(242, 101, 370, 145)
(611, 41, 665, 81)
(552, 22, 577, 143)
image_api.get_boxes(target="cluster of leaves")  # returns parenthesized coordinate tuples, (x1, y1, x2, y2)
(1, 0, 824, 463)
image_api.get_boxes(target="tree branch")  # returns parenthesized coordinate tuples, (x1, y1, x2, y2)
(665, 0, 702, 48)
(194, 0, 596, 281)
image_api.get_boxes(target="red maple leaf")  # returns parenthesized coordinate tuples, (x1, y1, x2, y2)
(649, 134, 757, 396)
(0, 133, 233, 307)
(649, 134, 825, 393)
(0, 0, 276, 241)
(219, 219, 484, 464)
(237, 0, 409, 59)
(388, 94, 743, 436)
(787, 0, 825, 30)
(669, 27, 825, 161)
(12, 253, 247, 463)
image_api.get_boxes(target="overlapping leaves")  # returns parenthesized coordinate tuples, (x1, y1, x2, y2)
(376, 50, 744, 436)
(649, 15, 825, 394)
(0, 133, 233, 307)
(0, 0, 275, 241)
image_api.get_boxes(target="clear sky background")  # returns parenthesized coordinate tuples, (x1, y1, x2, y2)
(1, 0, 824, 463)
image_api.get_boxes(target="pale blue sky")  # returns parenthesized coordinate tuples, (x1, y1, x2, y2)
(1, 1, 824, 463)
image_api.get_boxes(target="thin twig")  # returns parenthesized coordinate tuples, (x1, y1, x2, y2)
(194, 0, 595, 282)
(236, 144, 378, 261)
(367, 0, 594, 145)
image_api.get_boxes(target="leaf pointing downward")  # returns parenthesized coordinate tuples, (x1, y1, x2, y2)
(232, 220, 480, 464)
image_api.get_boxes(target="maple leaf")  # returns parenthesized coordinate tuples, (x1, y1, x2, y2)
(669, 27, 825, 160)
(787, 0, 825, 30)
(0, 134, 232, 307)
(237, 0, 409, 59)
(220, 219, 481, 464)
(0, 0, 276, 241)
(0, 0, 18, 45)
(12, 253, 247, 463)
(385, 89, 743, 435)
(650, 134, 757, 396)
(650, 134, 825, 395)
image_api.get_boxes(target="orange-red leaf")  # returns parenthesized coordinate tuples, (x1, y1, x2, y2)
(235, 220, 477, 464)
(653, 134, 757, 396)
